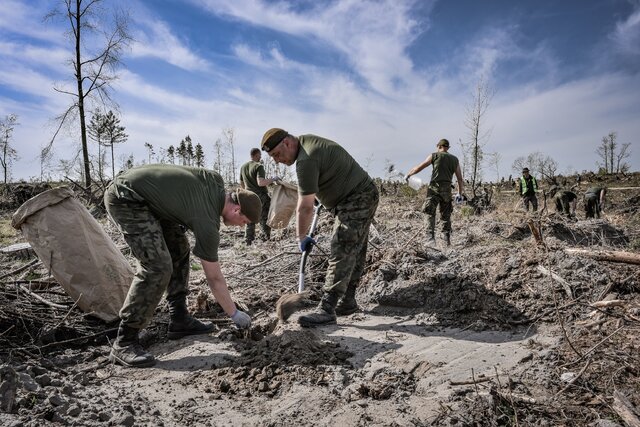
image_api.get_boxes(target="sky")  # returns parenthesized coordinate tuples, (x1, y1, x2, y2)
(1, 0, 639, 183)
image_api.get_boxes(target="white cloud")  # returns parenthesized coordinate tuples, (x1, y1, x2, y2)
(611, 4, 640, 57)
(192, 0, 428, 95)
(130, 19, 211, 71)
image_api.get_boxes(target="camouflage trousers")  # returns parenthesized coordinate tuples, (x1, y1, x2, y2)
(554, 195, 572, 216)
(324, 182, 379, 296)
(423, 187, 453, 233)
(104, 183, 190, 329)
(584, 195, 600, 219)
(245, 192, 271, 244)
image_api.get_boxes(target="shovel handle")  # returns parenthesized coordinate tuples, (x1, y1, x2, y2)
(297, 203, 323, 293)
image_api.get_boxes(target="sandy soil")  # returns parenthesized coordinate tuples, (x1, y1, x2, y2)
(1, 174, 639, 426)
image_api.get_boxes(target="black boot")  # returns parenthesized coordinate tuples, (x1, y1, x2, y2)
(298, 292, 339, 327)
(443, 232, 451, 246)
(110, 324, 156, 368)
(335, 284, 359, 316)
(168, 297, 215, 340)
(426, 217, 436, 245)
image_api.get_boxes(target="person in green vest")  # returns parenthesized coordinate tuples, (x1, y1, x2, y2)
(239, 148, 280, 245)
(262, 128, 379, 326)
(518, 168, 538, 212)
(584, 187, 607, 218)
(405, 138, 464, 246)
(104, 164, 261, 367)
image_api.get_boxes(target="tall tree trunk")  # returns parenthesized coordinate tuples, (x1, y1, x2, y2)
(111, 144, 115, 178)
(74, 0, 91, 187)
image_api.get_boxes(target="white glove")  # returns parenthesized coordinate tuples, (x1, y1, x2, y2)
(230, 309, 252, 329)
(454, 193, 463, 204)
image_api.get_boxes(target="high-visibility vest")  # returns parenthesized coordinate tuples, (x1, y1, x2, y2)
(519, 176, 537, 195)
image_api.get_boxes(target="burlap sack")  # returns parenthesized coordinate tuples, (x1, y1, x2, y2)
(267, 182, 298, 229)
(11, 187, 132, 322)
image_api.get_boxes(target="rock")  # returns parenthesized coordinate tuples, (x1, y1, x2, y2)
(35, 374, 51, 387)
(98, 411, 112, 422)
(66, 404, 81, 417)
(49, 394, 66, 407)
(115, 414, 135, 426)
(591, 420, 622, 427)
(17, 373, 39, 392)
(61, 384, 74, 396)
(560, 372, 576, 383)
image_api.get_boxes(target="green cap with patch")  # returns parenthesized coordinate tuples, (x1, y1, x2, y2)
(261, 128, 288, 152)
(236, 189, 262, 223)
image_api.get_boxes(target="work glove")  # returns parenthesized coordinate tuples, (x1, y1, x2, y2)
(269, 176, 282, 183)
(298, 236, 316, 252)
(404, 174, 410, 182)
(230, 309, 252, 329)
(454, 193, 463, 204)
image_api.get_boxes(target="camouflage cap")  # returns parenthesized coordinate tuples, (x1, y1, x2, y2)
(236, 189, 262, 223)
(261, 128, 288, 152)
(437, 139, 450, 148)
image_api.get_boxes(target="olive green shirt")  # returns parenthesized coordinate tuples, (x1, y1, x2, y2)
(240, 161, 267, 196)
(295, 134, 371, 209)
(113, 164, 225, 262)
(429, 151, 459, 194)
(585, 187, 603, 198)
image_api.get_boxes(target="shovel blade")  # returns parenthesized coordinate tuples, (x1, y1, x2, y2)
(276, 292, 311, 322)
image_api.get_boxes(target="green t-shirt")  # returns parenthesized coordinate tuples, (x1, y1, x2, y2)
(585, 187, 603, 198)
(240, 161, 267, 196)
(295, 134, 371, 209)
(429, 151, 459, 193)
(113, 164, 225, 262)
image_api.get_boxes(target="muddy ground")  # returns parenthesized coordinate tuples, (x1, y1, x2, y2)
(1, 174, 639, 426)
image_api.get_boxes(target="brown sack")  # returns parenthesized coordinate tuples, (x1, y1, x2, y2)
(267, 182, 298, 229)
(11, 187, 132, 322)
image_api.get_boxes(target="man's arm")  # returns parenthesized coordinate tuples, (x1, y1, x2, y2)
(600, 189, 606, 209)
(454, 164, 464, 195)
(405, 155, 433, 180)
(200, 260, 237, 316)
(296, 194, 316, 241)
(257, 177, 279, 187)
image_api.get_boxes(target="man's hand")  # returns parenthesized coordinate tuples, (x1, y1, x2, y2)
(230, 310, 252, 329)
(298, 236, 316, 252)
(269, 176, 282, 183)
(404, 174, 411, 182)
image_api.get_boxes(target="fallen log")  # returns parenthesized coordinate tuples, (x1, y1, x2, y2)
(612, 391, 640, 427)
(564, 248, 640, 265)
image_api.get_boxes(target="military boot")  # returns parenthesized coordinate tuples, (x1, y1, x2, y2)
(443, 232, 451, 246)
(298, 292, 339, 327)
(168, 297, 215, 340)
(335, 284, 359, 316)
(426, 216, 436, 244)
(110, 324, 156, 368)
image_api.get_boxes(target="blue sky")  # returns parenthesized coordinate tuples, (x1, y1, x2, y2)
(1, 0, 639, 182)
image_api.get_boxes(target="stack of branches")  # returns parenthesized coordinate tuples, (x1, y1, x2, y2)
(0, 259, 112, 361)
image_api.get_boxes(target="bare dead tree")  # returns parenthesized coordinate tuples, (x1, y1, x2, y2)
(0, 114, 20, 184)
(222, 127, 237, 184)
(44, 0, 131, 187)
(512, 151, 558, 182)
(212, 138, 223, 175)
(463, 76, 494, 198)
(597, 131, 632, 173)
(486, 152, 502, 183)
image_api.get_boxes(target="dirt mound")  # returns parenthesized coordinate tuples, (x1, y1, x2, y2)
(191, 323, 353, 399)
(545, 218, 628, 247)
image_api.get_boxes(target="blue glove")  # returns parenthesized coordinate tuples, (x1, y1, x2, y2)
(230, 309, 251, 329)
(298, 236, 316, 252)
